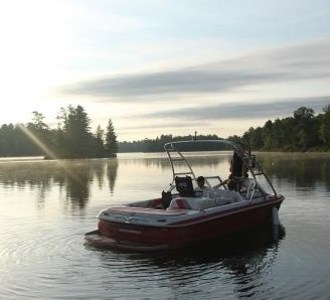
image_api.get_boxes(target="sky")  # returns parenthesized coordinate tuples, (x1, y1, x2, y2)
(0, 0, 329, 141)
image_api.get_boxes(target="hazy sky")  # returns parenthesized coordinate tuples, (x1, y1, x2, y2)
(0, 0, 329, 141)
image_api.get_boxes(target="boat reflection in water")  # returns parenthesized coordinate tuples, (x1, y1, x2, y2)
(85, 139, 285, 251)
(92, 223, 286, 299)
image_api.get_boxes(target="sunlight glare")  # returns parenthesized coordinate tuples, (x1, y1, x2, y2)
(0, 0, 73, 122)
(18, 124, 82, 184)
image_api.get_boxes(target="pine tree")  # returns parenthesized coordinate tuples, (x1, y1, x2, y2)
(105, 119, 118, 156)
(63, 105, 92, 157)
(93, 125, 105, 157)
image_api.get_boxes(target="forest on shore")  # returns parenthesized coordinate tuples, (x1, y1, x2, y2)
(0, 104, 329, 158)
(237, 105, 330, 152)
(118, 105, 330, 153)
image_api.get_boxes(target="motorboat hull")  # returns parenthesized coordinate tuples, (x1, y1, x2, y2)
(85, 196, 284, 251)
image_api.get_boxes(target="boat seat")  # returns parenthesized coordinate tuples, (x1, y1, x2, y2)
(168, 196, 235, 210)
(175, 176, 195, 197)
(161, 190, 172, 208)
(108, 206, 188, 216)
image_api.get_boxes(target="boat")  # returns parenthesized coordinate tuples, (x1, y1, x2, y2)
(85, 139, 284, 251)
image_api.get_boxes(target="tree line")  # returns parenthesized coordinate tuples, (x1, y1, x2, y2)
(236, 105, 330, 151)
(117, 105, 330, 153)
(1, 105, 329, 158)
(118, 134, 222, 152)
(0, 105, 118, 158)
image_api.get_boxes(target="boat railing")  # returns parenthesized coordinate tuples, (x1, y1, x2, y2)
(165, 143, 196, 184)
(245, 158, 277, 197)
(164, 140, 278, 198)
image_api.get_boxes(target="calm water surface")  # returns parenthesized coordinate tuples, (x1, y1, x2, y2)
(0, 152, 330, 299)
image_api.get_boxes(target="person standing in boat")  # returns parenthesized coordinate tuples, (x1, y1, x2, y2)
(215, 152, 244, 190)
(224, 151, 246, 191)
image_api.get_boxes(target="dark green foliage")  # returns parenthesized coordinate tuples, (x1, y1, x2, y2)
(61, 105, 93, 158)
(118, 105, 330, 153)
(0, 104, 329, 157)
(319, 105, 330, 148)
(118, 134, 222, 152)
(105, 119, 118, 156)
(232, 105, 330, 152)
(0, 105, 118, 159)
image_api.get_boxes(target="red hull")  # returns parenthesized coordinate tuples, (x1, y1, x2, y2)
(93, 198, 283, 250)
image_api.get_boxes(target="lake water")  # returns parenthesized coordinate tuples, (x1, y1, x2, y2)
(0, 152, 330, 299)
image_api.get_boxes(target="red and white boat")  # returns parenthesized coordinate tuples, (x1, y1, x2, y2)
(85, 139, 284, 251)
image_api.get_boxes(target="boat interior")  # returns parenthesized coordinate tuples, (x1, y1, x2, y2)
(126, 175, 267, 212)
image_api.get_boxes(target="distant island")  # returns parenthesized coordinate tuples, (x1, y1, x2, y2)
(0, 105, 118, 159)
(0, 104, 329, 158)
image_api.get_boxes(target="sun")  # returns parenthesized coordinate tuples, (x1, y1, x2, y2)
(0, 0, 73, 124)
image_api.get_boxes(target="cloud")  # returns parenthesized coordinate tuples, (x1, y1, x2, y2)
(57, 39, 330, 101)
(115, 95, 330, 139)
(59, 69, 285, 98)
(137, 96, 330, 120)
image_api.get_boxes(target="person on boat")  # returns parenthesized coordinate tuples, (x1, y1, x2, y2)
(195, 175, 242, 203)
(218, 151, 246, 191)
(195, 176, 214, 198)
